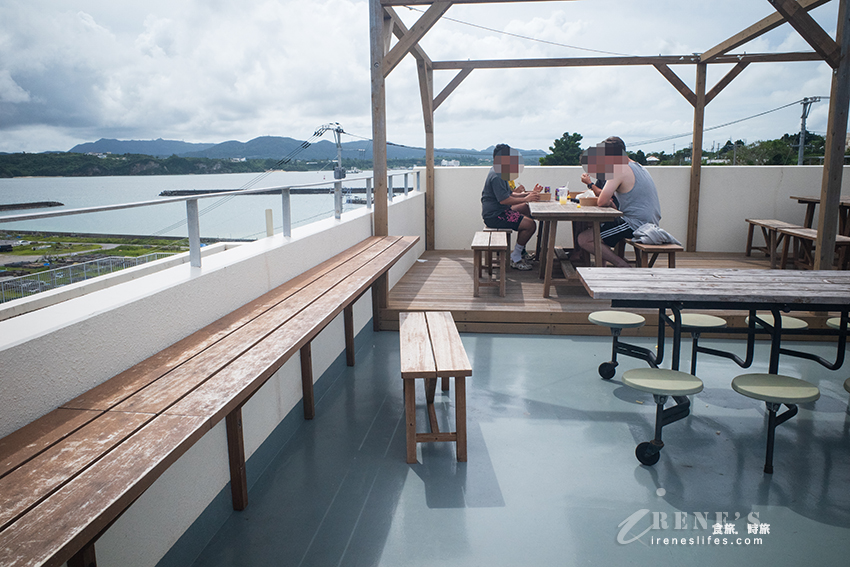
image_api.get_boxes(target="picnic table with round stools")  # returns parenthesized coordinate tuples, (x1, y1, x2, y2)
(731, 373, 820, 474)
(621, 368, 704, 466)
(588, 310, 653, 380)
(745, 312, 809, 332)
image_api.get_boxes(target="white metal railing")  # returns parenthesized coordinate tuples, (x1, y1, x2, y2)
(0, 171, 420, 268)
(0, 253, 174, 303)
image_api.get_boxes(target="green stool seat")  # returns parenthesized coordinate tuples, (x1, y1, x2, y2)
(680, 313, 727, 329)
(589, 311, 646, 329)
(844, 377, 850, 394)
(589, 311, 649, 380)
(622, 368, 704, 396)
(680, 313, 727, 375)
(731, 373, 819, 474)
(731, 373, 820, 404)
(622, 368, 703, 466)
(826, 317, 842, 330)
(745, 313, 808, 331)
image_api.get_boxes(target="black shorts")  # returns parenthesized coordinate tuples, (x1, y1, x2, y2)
(600, 218, 634, 247)
(484, 209, 523, 231)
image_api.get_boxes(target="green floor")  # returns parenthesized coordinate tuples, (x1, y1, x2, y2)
(188, 331, 850, 566)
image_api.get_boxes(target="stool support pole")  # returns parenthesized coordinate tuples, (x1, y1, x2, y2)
(763, 402, 798, 474)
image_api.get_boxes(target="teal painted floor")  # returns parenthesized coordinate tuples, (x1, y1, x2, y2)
(191, 331, 850, 566)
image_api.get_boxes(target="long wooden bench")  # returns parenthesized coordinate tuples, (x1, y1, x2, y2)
(0, 235, 418, 567)
(778, 226, 850, 270)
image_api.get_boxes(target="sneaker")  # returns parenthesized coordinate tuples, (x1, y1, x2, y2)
(522, 249, 537, 262)
(510, 258, 533, 271)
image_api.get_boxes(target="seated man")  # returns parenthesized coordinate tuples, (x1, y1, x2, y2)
(576, 137, 661, 267)
(481, 144, 542, 270)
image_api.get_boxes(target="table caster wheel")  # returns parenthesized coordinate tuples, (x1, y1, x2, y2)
(599, 362, 617, 380)
(636, 442, 660, 466)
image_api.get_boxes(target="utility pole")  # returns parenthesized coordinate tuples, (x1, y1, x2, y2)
(797, 97, 821, 165)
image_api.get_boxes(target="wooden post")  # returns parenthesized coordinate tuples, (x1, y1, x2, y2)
(344, 304, 355, 366)
(815, 0, 849, 270)
(225, 407, 248, 511)
(370, 0, 391, 237)
(418, 60, 436, 250)
(687, 63, 707, 252)
(68, 543, 97, 567)
(300, 342, 315, 419)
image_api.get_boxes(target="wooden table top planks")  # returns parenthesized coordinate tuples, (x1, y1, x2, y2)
(577, 268, 850, 307)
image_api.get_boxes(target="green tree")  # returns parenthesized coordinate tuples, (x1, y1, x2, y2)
(539, 132, 583, 165)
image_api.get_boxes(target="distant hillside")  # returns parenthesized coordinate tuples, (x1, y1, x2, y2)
(68, 136, 544, 164)
(69, 138, 217, 157)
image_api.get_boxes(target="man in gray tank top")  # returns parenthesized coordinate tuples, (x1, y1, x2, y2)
(576, 137, 661, 267)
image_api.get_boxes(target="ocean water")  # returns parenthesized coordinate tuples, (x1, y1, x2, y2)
(0, 171, 381, 240)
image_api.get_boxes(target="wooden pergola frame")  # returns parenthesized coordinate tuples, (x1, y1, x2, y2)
(370, 0, 849, 270)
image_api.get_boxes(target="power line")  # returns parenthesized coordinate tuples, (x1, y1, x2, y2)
(405, 6, 635, 57)
(632, 98, 829, 147)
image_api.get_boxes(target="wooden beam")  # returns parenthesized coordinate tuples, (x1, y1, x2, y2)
(434, 68, 474, 110)
(654, 64, 696, 106)
(706, 61, 750, 104)
(431, 51, 819, 70)
(768, 0, 840, 68)
(702, 0, 831, 62)
(386, 7, 433, 66)
(383, 1, 450, 77)
(687, 63, 707, 253)
(370, 0, 390, 237)
(418, 60, 437, 250)
(815, 0, 849, 268)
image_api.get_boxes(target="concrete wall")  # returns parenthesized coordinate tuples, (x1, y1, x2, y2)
(432, 165, 850, 252)
(0, 192, 425, 567)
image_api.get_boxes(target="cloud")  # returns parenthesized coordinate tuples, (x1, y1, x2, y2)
(0, 0, 843, 154)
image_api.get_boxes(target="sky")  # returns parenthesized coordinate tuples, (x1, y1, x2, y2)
(0, 0, 843, 156)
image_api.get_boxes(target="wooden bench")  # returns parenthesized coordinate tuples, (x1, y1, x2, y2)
(626, 239, 683, 268)
(778, 226, 850, 270)
(745, 219, 801, 269)
(0, 235, 418, 567)
(399, 311, 472, 464)
(472, 231, 508, 297)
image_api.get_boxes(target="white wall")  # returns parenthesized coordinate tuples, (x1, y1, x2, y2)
(433, 165, 850, 252)
(0, 192, 425, 567)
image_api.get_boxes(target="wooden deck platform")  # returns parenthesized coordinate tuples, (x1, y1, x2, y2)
(385, 250, 838, 335)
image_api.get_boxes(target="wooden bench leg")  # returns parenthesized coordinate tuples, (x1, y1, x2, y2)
(668, 252, 676, 268)
(404, 379, 417, 464)
(301, 342, 315, 420)
(473, 250, 481, 297)
(745, 222, 755, 256)
(455, 377, 467, 462)
(344, 304, 355, 367)
(226, 407, 249, 511)
(372, 274, 387, 332)
(68, 542, 97, 567)
(499, 249, 506, 297)
(441, 377, 450, 391)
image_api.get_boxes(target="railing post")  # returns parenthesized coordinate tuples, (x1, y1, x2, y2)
(404, 173, 409, 197)
(334, 181, 343, 220)
(388, 175, 394, 202)
(186, 199, 202, 268)
(265, 209, 274, 237)
(281, 188, 292, 237)
(366, 179, 373, 209)
(416, 171, 421, 192)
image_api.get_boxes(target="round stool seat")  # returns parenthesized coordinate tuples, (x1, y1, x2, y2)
(745, 313, 808, 331)
(731, 373, 820, 405)
(844, 377, 850, 395)
(680, 313, 727, 329)
(622, 368, 704, 396)
(826, 317, 842, 330)
(588, 310, 645, 329)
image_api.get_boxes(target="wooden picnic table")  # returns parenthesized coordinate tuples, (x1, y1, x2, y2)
(529, 201, 622, 298)
(791, 195, 850, 236)
(577, 267, 850, 375)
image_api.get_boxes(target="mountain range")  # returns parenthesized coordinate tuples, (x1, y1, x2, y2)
(67, 136, 546, 163)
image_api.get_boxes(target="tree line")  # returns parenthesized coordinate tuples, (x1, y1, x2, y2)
(539, 131, 834, 166)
